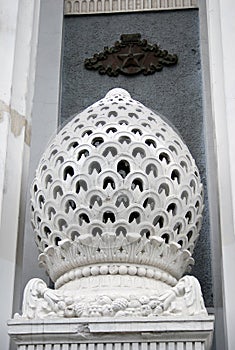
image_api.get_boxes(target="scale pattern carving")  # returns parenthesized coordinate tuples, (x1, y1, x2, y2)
(31, 89, 203, 284)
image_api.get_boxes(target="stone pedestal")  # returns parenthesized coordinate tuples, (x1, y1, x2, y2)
(8, 316, 214, 350)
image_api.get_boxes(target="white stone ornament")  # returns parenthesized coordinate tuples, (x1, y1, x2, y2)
(19, 88, 206, 319)
(16, 275, 207, 319)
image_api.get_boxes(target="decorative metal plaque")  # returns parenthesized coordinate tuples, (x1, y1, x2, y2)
(84, 34, 178, 77)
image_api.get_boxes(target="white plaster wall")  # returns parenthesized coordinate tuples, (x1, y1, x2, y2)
(0, 113, 10, 231)
(218, 1, 235, 348)
(206, 0, 235, 348)
(0, 0, 18, 238)
(0, 1, 40, 349)
(0, 1, 18, 105)
(17, 0, 64, 305)
(219, 1, 235, 218)
(0, 1, 20, 348)
(0, 2, 64, 348)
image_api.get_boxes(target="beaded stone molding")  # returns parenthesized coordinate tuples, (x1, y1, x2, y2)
(18, 88, 207, 319)
(64, 0, 198, 15)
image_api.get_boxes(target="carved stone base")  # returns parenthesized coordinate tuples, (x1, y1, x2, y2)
(8, 316, 214, 350)
(15, 275, 207, 319)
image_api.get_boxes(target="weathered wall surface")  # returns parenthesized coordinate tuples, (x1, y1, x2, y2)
(60, 10, 213, 307)
(0, 2, 40, 349)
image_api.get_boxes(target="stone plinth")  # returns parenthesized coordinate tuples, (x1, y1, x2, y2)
(8, 316, 214, 350)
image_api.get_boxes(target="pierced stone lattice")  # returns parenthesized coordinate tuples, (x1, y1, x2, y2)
(31, 89, 203, 287)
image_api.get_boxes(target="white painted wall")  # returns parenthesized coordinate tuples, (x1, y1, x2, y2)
(0, 1, 40, 349)
(0, 1, 18, 106)
(219, 1, 235, 215)
(17, 0, 64, 303)
(206, 0, 235, 348)
(0, 1, 20, 348)
(0, 1, 64, 347)
(0, 0, 18, 236)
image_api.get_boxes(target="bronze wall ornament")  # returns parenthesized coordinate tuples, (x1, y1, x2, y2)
(84, 34, 178, 77)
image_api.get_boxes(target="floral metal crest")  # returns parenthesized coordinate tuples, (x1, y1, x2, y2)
(84, 34, 178, 77)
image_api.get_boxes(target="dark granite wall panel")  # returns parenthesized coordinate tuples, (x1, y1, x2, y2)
(60, 10, 213, 307)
